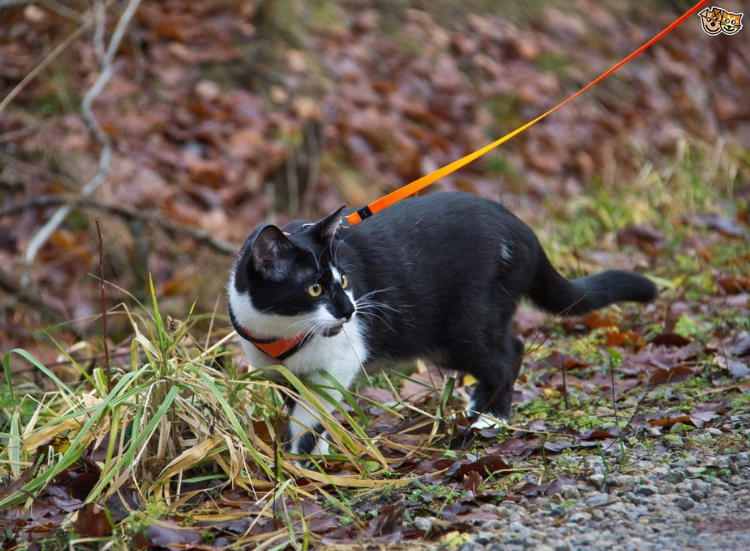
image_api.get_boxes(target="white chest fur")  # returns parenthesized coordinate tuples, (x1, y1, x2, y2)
(237, 317, 369, 377)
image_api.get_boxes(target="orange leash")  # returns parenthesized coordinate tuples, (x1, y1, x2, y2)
(344, 0, 709, 227)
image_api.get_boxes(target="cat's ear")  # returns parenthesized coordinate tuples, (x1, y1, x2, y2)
(251, 225, 295, 282)
(312, 205, 346, 244)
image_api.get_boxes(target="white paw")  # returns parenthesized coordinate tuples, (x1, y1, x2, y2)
(311, 437, 329, 457)
(469, 413, 509, 430)
(449, 408, 509, 429)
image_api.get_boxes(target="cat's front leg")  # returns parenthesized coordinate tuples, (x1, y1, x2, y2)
(284, 368, 356, 457)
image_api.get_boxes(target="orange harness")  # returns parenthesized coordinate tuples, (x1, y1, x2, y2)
(241, 326, 310, 361)
(231, 314, 311, 361)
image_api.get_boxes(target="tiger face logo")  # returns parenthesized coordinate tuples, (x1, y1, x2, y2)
(699, 6, 744, 36)
(721, 10, 743, 35)
(699, 6, 723, 35)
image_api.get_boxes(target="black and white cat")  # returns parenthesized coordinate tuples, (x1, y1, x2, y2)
(228, 192, 657, 456)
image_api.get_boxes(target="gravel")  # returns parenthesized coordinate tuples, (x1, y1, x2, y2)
(434, 414, 750, 551)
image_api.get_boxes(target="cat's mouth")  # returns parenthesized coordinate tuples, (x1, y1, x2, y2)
(322, 323, 345, 337)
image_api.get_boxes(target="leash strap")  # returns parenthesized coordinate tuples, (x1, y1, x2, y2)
(344, 0, 709, 227)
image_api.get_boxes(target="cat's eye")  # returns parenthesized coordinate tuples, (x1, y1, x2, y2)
(307, 283, 323, 297)
(341, 274, 349, 289)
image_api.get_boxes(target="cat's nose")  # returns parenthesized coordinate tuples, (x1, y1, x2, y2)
(341, 303, 354, 321)
(337, 295, 355, 321)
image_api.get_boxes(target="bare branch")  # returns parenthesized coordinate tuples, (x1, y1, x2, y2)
(0, 194, 239, 256)
(22, 0, 143, 283)
(0, 268, 69, 325)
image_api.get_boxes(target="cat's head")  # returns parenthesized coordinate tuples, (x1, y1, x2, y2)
(228, 206, 356, 339)
(721, 10, 743, 35)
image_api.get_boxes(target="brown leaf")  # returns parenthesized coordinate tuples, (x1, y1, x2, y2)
(646, 412, 692, 427)
(682, 213, 750, 238)
(368, 502, 406, 536)
(727, 333, 750, 357)
(543, 439, 573, 453)
(581, 311, 619, 330)
(148, 521, 204, 547)
(715, 274, 750, 295)
(714, 356, 750, 379)
(616, 224, 668, 254)
(648, 365, 694, 386)
(462, 471, 482, 493)
(650, 333, 692, 347)
(486, 437, 541, 458)
(453, 455, 511, 480)
(517, 476, 577, 497)
(605, 328, 642, 347)
(75, 503, 113, 538)
(541, 351, 588, 371)
(579, 426, 621, 441)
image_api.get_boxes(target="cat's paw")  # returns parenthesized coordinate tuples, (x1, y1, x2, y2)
(449, 409, 509, 431)
(286, 425, 330, 461)
(468, 412, 508, 430)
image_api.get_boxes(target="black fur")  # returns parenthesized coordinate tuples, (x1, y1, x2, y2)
(336, 193, 655, 420)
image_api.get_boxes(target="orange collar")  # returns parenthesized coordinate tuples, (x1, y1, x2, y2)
(229, 310, 311, 361)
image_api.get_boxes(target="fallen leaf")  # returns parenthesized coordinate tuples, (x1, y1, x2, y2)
(682, 213, 750, 238)
(617, 224, 668, 254)
(368, 502, 406, 537)
(75, 503, 113, 538)
(715, 274, 750, 295)
(148, 521, 204, 547)
(650, 333, 692, 347)
(462, 471, 482, 493)
(541, 351, 588, 371)
(452, 455, 511, 480)
(648, 365, 694, 386)
(714, 356, 750, 379)
(727, 333, 750, 357)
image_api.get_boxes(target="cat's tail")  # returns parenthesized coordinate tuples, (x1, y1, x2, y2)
(527, 251, 657, 317)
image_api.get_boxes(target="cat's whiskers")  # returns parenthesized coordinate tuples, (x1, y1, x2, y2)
(356, 298, 397, 333)
(284, 317, 328, 336)
(354, 288, 420, 333)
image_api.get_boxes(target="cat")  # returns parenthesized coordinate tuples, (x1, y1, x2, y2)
(228, 192, 657, 457)
(720, 10, 743, 35)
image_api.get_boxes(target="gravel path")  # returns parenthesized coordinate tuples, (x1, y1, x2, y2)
(445, 414, 750, 551)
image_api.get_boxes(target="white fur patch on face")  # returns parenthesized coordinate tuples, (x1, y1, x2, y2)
(330, 265, 343, 285)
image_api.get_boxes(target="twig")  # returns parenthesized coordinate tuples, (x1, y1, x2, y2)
(610, 356, 618, 424)
(0, 150, 80, 192)
(0, 194, 239, 255)
(0, 1, 111, 113)
(0, 116, 61, 144)
(561, 354, 568, 410)
(0, 268, 69, 325)
(22, 0, 143, 283)
(95, 216, 111, 388)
